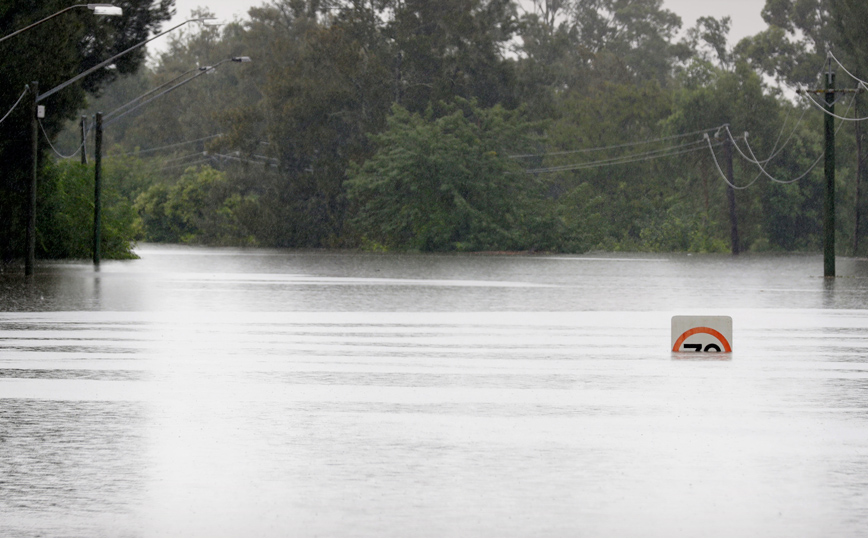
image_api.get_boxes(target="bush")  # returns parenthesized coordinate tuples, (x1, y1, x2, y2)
(134, 166, 258, 245)
(38, 160, 138, 259)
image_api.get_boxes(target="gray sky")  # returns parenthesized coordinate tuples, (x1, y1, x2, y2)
(159, 0, 767, 52)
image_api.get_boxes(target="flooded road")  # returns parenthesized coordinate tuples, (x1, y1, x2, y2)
(2, 245, 868, 537)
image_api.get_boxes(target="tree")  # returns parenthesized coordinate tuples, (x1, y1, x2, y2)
(829, 0, 868, 75)
(542, 77, 677, 248)
(388, 0, 520, 113)
(38, 161, 139, 260)
(735, 0, 839, 86)
(669, 58, 820, 252)
(514, 0, 690, 127)
(251, 1, 393, 247)
(0, 0, 173, 261)
(134, 166, 258, 245)
(566, 0, 691, 84)
(347, 100, 555, 251)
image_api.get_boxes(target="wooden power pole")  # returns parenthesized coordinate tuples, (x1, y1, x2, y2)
(824, 66, 836, 277)
(723, 131, 740, 255)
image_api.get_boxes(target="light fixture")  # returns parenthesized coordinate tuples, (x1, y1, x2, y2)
(87, 4, 123, 16)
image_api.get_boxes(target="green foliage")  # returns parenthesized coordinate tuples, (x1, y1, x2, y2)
(638, 199, 729, 252)
(568, 0, 691, 84)
(37, 161, 138, 260)
(37, 0, 868, 258)
(134, 166, 258, 245)
(347, 100, 557, 251)
(388, 0, 520, 112)
(0, 1, 173, 260)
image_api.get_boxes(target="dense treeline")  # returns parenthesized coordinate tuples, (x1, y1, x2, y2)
(0, 0, 172, 261)
(5, 0, 868, 260)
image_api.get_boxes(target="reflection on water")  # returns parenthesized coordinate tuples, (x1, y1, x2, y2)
(1, 245, 868, 537)
(4, 245, 868, 312)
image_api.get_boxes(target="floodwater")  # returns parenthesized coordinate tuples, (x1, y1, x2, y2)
(1, 245, 867, 537)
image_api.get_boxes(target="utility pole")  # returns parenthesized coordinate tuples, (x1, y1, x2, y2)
(855, 91, 863, 255)
(824, 64, 836, 278)
(797, 64, 864, 274)
(80, 115, 88, 165)
(93, 112, 103, 265)
(722, 127, 740, 255)
(26, 81, 38, 276)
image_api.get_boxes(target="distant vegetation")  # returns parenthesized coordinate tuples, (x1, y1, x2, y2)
(4, 0, 868, 259)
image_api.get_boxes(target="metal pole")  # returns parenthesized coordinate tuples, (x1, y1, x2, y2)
(26, 81, 38, 276)
(824, 66, 836, 277)
(723, 129, 740, 255)
(80, 115, 88, 165)
(37, 18, 213, 104)
(855, 92, 863, 255)
(93, 112, 102, 265)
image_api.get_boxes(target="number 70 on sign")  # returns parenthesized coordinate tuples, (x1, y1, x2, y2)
(671, 316, 732, 353)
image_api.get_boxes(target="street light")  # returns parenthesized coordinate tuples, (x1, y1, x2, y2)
(102, 66, 212, 121)
(0, 4, 123, 44)
(89, 5, 124, 16)
(38, 17, 218, 103)
(90, 56, 252, 264)
(24, 16, 217, 275)
(98, 56, 251, 125)
(103, 57, 252, 125)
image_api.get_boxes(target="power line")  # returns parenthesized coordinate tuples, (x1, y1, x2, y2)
(117, 134, 224, 156)
(800, 90, 868, 121)
(726, 106, 810, 167)
(704, 134, 761, 190)
(828, 51, 868, 87)
(0, 85, 29, 125)
(524, 138, 713, 174)
(39, 118, 86, 160)
(510, 126, 719, 159)
(162, 151, 207, 164)
(742, 135, 822, 185)
(210, 152, 279, 167)
(706, 98, 854, 188)
(160, 157, 215, 171)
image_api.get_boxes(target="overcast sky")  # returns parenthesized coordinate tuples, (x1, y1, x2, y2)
(158, 0, 768, 53)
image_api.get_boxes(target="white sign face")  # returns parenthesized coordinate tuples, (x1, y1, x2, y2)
(671, 316, 732, 353)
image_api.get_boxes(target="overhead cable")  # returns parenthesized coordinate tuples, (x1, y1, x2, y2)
(162, 151, 207, 164)
(828, 51, 868, 86)
(0, 85, 29, 125)
(724, 114, 807, 167)
(39, 118, 86, 159)
(743, 95, 854, 184)
(704, 134, 762, 190)
(706, 97, 853, 187)
(119, 134, 223, 156)
(525, 138, 712, 174)
(742, 136, 822, 185)
(800, 90, 868, 121)
(210, 152, 278, 167)
(732, 105, 810, 166)
(510, 126, 719, 159)
(160, 157, 215, 171)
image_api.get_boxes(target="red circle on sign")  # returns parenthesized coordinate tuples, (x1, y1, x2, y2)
(672, 326, 732, 353)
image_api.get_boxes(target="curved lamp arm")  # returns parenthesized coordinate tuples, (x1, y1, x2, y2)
(0, 4, 122, 44)
(38, 17, 217, 103)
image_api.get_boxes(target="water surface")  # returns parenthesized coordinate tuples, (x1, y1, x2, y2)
(1, 246, 867, 537)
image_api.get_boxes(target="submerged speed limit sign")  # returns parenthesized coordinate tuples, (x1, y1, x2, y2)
(671, 316, 732, 353)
